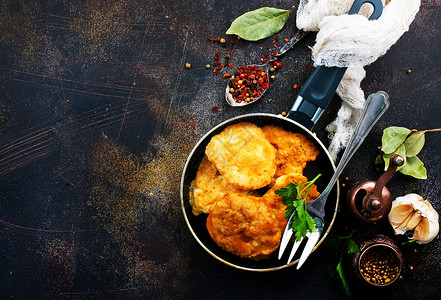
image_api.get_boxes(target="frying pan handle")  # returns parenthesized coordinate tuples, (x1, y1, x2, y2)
(287, 0, 383, 130)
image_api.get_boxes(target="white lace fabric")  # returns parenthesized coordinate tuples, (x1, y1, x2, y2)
(296, 0, 420, 159)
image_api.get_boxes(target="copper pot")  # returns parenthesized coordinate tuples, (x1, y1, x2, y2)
(349, 234, 402, 287)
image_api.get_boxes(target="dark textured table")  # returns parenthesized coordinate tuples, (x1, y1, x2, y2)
(0, 0, 440, 299)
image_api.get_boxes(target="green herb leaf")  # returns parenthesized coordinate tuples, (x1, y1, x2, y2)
(382, 143, 406, 171)
(306, 214, 317, 232)
(381, 126, 411, 154)
(378, 126, 440, 180)
(399, 155, 427, 179)
(325, 231, 359, 297)
(402, 239, 417, 245)
(345, 239, 359, 254)
(375, 153, 383, 164)
(275, 174, 321, 241)
(336, 260, 352, 297)
(404, 131, 426, 157)
(321, 232, 344, 249)
(327, 261, 339, 279)
(275, 183, 298, 218)
(275, 183, 297, 204)
(226, 7, 291, 41)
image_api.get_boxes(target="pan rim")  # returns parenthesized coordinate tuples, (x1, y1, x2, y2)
(180, 113, 340, 272)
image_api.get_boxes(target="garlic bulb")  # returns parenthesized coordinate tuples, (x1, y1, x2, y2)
(388, 193, 439, 244)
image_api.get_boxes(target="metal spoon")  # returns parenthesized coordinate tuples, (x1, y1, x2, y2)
(225, 29, 308, 107)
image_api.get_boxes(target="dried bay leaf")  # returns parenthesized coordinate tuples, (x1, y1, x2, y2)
(381, 126, 411, 154)
(399, 156, 427, 179)
(383, 144, 406, 171)
(378, 126, 439, 179)
(226, 7, 291, 41)
(404, 131, 426, 157)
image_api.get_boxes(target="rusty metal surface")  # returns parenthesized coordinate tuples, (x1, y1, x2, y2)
(0, 0, 440, 298)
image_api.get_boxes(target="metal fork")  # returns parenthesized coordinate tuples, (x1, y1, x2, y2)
(278, 91, 390, 269)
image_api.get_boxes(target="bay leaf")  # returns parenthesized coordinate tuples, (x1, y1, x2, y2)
(399, 156, 427, 179)
(381, 126, 411, 154)
(382, 144, 406, 171)
(404, 131, 426, 157)
(226, 7, 291, 41)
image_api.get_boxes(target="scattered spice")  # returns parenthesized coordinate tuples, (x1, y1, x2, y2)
(205, 64, 211, 69)
(293, 84, 298, 89)
(407, 69, 412, 74)
(220, 38, 226, 43)
(359, 246, 401, 285)
(211, 48, 235, 75)
(228, 65, 269, 104)
(212, 105, 219, 113)
(185, 63, 191, 69)
(281, 111, 286, 116)
(223, 73, 231, 78)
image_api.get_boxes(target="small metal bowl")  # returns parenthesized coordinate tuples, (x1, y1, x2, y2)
(350, 234, 402, 287)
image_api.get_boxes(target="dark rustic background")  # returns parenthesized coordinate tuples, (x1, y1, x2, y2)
(0, 0, 440, 299)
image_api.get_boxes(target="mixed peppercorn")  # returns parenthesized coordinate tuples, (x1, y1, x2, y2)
(359, 246, 401, 285)
(227, 65, 270, 103)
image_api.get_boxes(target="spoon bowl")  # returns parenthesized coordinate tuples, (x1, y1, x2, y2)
(225, 63, 271, 106)
(225, 29, 307, 107)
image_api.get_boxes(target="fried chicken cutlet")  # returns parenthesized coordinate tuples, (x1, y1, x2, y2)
(261, 125, 320, 185)
(206, 193, 287, 259)
(189, 156, 248, 216)
(205, 122, 277, 190)
(205, 172, 320, 260)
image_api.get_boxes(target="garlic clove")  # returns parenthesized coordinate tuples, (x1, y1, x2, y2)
(413, 210, 439, 244)
(388, 193, 439, 244)
(388, 203, 414, 233)
(394, 211, 414, 231)
(414, 217, 430, 242)
(405, 211, 422, 230)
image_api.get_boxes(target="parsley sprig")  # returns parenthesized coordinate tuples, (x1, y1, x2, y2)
(322, 231, 359, 297)
(275, 174, 321, 241)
